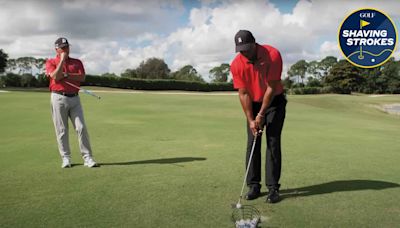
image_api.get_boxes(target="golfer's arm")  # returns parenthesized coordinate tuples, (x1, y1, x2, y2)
(258, 80, 279, 116)
(66, 72, 86, 82)
(238, 88, 254, 123)
(49, 61, 65, 81)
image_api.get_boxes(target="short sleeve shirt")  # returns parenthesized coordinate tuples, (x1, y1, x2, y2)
(230, 44, 284, 102)
(45, 56, 85, 93)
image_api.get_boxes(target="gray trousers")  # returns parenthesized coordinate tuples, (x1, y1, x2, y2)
(50, 93, 92, 159)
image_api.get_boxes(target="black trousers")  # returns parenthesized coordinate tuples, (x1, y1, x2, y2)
(245, 93, 287, 190)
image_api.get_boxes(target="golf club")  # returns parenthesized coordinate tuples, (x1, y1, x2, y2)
(64, 81, 101, 99)
(231, 129, 263, 228)
(236, 129, 263, 208)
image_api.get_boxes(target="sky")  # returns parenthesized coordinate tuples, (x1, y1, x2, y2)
(0, 0, 399, 80)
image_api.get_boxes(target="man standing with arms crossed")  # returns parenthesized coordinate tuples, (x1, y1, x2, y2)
(230, 30, 287, 203)
(46, 37, 98, 168)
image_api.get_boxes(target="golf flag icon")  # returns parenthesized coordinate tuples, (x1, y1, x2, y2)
(358, 20, 370, 60)
(360, 19, 370, 29)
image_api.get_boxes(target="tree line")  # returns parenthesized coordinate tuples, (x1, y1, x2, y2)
(1, 48, 399, 94)
(286, 56, 400, 94)
(0, 49, 231, 84)
(108, 58, 231, 83)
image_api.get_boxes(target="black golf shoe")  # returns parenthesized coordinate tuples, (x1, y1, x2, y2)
(266, 189, 280, 204)
(245, 186, 261, 200)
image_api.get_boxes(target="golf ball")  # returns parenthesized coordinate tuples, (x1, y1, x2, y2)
(236, 203, 242, 209)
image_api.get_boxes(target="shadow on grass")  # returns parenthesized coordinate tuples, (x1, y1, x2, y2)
(275, 180, 400, 200)
(98, 157, 207, 166)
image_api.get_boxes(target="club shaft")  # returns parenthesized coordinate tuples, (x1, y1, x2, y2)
(64, 81, 101, 99)
(238, 132, 259, 205)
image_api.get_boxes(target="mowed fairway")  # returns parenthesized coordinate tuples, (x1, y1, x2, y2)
(0, 90, 399, 228)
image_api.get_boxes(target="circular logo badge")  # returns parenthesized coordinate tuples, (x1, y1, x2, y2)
(338, 8, 398, 68)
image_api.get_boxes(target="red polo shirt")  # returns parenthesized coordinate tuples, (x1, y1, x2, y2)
(45, 56, 85, 93)
(230, 44, 284, 102)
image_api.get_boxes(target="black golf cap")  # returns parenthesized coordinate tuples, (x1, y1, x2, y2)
(234, 30, 255, 52)
(55, 37, 69, 48)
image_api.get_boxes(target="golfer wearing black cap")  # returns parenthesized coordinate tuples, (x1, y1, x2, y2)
(230, 30, 287, 203)
(45, 37, 98, 168)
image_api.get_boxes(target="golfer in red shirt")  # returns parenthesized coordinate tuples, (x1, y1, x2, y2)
(46, 37, 98, 168)
(231, 30, 287, 203)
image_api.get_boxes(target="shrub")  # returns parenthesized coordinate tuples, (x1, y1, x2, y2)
(83, 75, 234, 92)
(0, 76, 5, 88)
(3, 73, 22, 87)
(20, 74, 37, 87)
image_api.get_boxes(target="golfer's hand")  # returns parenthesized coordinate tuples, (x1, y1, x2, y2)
(255, 114, 265, 130)
(60, 52, 67, 62)
(249, 120, 259, 136)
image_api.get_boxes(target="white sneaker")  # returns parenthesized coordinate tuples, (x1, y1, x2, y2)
(84, 157, 98, 168)
(61, 157, 72, 168)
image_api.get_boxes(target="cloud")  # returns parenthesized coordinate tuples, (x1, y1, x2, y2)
(1, 0, 399, 80)
(165, 0, 400, 78)
(320, 41, 341, 59)
(0, 0, 184, 38)
(164, 0, 324, 78)
(0, 0, 185, 72)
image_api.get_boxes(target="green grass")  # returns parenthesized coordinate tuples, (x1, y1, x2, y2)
(0, 90, 399, 227)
